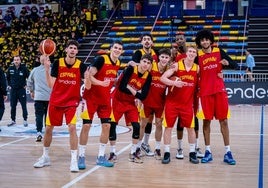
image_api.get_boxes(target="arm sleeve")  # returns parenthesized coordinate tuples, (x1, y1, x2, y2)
(91, 56, 105, 71)
(220, 48, 238, 69)
(132, 50, 142, 63)
(135, 74, 152, 101)
(118, 66, 133, 94)
(80, 63, 88, 79)
(51, 60, 59, 77)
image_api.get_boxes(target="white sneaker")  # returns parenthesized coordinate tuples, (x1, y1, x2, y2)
(196, 148, 205, 158)
(70, 160, 79, 172)
(176, 148, 184, 159)
(141, 143, 154, 156)
(33, 156, 51, 168)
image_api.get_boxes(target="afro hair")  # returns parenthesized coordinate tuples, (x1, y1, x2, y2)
(195, 29, 215, 48)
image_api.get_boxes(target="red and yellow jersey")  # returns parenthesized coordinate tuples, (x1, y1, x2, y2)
(175, 51, 186, 62)
(198, 47, 225, 96)
(83, 55, 120, 105)
(50, 58, 81, 107)
(166, 60, 198, 106)
(114, 66, 149, 103)
(140, 48, 158, 63)
(142, 61, 166, 108)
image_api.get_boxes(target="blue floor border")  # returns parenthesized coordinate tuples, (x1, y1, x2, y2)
(258, 105, 264, 188)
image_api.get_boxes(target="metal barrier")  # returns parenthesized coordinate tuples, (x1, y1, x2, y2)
(223, 71, 268, 82)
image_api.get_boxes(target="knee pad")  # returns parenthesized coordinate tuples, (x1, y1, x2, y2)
(144, 122, 152, 134)
(131, 122, 140, 139)
(82, 119, 92, 124)
(109, 122, 117, 141)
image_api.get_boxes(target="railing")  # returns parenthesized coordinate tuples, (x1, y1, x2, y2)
(223, 71, 268, 82)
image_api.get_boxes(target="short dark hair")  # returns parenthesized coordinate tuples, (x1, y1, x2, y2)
(66, 40, 79, 48)
(158, 48, 171, 56)
(111, 40, 123, 48)
(195, 29, 214, 48)
(140, 33, 153, 41)
(140, 54, 153, 63)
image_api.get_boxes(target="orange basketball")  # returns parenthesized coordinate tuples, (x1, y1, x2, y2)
(39, 39, 56, 56)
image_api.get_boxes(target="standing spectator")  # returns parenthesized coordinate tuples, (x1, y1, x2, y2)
(195, 29, 237, 165)
(27, 55, 52, 142)
(245, 49, 255, 81)
(33, 40, 88, 172)
(135, 1, 142, 16)
(0, 67, 8, 132)
(6, 55, 29, 127)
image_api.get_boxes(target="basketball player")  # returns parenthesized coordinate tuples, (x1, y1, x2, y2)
(110, 54, 152, 163)
(132, 33, 158, 156)
(172, 33, 204, 159)
(195, 29, 237, 165)
(160, 45, 199, 164)
(139, 48, 171, 160)
(33, 40, 88, 172)
(78, 41, 124, 169)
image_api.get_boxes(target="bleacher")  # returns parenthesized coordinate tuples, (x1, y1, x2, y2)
(97, 15, 248, 68)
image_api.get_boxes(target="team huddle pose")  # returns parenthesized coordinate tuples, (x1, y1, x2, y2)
(33, 29, 237, 173)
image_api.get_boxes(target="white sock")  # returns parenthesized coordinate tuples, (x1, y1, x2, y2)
(177, 139, 183, 149)
(78, 144, 86, 157)
(164, 145, 170, 153)
(43, 147, 49, 157)
(195, 138, 199, 149)
(143, 133, 150, 145)
(225, 145, 231, 153)
(205, 145, 211, 153)
(131, 144, 137, 154)
(71, 150, 77, 161)
(189, 143, 195, 153)
(137, 140, 142, 148)
(98, 143, 106, 157)
(155, 141, 161, 150)
(110, 145, 116, 153)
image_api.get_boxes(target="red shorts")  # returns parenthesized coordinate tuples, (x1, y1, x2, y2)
(163, 103, 195, 128)
(86, 100, 112, 120)
(46, 104, 77, 126)
(140, 105, 164, 119)
(112, 99, 139, 123)
(197, 92, 230, 120)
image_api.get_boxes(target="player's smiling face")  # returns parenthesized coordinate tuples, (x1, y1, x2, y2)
(200, 38, 211, 50)
(159, 54, 170, 67)
(141, 36, 153, 49)
(66, 45, 78, 58)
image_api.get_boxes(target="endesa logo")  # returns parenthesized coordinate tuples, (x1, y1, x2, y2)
(225, 82, 268, 104)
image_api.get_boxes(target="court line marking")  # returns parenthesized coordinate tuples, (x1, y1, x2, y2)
(258, 105, 264, 188)
(61, 143, 132, 188)
(0, 137, 30, 148)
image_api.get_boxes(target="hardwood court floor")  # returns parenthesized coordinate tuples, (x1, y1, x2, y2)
(0, 103, 267, 188)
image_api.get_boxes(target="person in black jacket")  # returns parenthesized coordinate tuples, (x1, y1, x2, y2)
(0, 67, 8, 132)
(6, 55, 29, 127)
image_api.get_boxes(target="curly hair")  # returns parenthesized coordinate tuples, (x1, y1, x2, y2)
(195, 29, 214, 48)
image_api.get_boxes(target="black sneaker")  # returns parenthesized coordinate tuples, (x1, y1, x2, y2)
(108, 152, 118, 163)
(189, 152, 199, 164)
(162, 152, 170, 164)
(36, 135, 42, 142)
(7, 121, 16, 127)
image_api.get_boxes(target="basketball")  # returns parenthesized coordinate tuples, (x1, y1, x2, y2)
(39, 39, 56, 56)
(170, 76, 179, 92)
